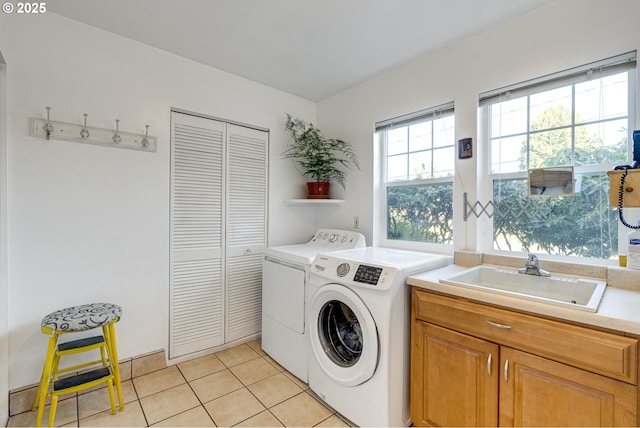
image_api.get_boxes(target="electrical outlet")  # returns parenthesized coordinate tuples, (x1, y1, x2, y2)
(353, 216, 360, 230)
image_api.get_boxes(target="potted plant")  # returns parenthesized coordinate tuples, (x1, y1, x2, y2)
(283, 113, 360, 199)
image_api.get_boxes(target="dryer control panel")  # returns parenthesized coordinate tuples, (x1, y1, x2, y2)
(308, 229, 366, 249)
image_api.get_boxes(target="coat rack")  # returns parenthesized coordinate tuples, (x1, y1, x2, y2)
(30, 107, 157, 152)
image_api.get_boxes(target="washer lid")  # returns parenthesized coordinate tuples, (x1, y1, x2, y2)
(315, 247, 451, 274)
(265, 245, 323, 265)
(309, 283, 378, 387)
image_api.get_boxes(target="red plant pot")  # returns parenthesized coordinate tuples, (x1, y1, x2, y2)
(307, 182, 330, 199)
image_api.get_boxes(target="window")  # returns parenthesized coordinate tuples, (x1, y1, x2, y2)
(376, 103, 455, 247)
(481, 52, 636, 259)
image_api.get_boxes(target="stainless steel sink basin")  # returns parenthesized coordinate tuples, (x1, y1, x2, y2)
(440, 265, 606, 312)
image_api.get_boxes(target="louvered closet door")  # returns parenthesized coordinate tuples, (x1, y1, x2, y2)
(225, 124, 268, 341)
(170, 112, 225, 358)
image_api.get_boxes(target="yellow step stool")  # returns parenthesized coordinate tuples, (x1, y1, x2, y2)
(32, 303, 124, 427)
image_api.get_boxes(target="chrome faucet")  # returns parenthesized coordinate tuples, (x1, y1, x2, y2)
(518, 254, 550, 277)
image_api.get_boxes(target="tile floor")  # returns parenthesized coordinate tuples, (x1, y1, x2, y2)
(7, 340, 353, 427)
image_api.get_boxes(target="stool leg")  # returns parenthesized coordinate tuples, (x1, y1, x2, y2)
(34, 334, 58, 427)
(107, 378, 116, 414)
(104, 322, 124, 411)
(47, 395, 58, 428)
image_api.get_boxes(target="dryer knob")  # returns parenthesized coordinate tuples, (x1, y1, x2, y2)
(329, 233, 338, 243)
(336, 263, 350, 277)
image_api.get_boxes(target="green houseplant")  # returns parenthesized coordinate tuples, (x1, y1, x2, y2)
(283, 113, 360, 198)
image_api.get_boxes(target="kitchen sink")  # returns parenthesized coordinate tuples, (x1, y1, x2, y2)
(439, 265, 606, 312)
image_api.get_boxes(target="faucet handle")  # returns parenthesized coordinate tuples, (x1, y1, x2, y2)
(526, 253, 539, 266)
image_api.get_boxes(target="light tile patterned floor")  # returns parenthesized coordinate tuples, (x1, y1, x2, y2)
(7, 340, 353, 427)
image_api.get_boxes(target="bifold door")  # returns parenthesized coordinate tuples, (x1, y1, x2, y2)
(170, 111, 267, 358)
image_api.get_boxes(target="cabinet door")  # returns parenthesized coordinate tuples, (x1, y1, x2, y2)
(500, 347, 637, 427)
(411, 322, 499, 427)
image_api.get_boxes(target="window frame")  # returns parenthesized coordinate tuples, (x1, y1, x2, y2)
(376, 103, 456, 252)
(478, 53, 637, 261)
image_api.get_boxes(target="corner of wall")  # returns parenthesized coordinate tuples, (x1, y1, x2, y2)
(0, 50, 9, 426)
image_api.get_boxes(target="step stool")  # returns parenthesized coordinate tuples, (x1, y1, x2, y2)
(31, 303, 124, 427)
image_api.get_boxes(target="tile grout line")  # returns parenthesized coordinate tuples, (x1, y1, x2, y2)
(174, 362, 217, 427)
(128, 371, 150, 427)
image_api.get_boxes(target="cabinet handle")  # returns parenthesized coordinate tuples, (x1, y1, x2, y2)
(503, 359, 509, 382)
(486, 320, 512, 330)
(487, 353, 492, 376)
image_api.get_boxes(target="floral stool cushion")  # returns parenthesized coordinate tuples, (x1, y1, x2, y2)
(41, 303, 122, 333)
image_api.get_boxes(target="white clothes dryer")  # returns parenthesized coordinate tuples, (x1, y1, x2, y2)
(307, 247, 451, 427)
(261, 229, 365, 382)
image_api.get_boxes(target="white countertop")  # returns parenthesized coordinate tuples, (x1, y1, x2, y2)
(407, 264, 640, 336)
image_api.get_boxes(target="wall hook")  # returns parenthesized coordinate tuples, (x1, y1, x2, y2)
(112, 119, 122, 144)
(80, 113, 90, 139)
(141, 125, 150, 148)
(43, 107, 53, 141)
(30, 113, 156, 152)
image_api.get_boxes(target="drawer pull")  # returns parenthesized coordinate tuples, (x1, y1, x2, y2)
(486, 320, 512, 330)
(487, 353, 492, 376)
(504, 359, 509, 382)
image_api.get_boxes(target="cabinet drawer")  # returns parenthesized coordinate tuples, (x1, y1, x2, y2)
(413, 289, 638, 384)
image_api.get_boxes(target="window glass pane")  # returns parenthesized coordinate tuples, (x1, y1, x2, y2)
(382, 109, 455, 245)
(409, 122, 431, 151)
(433, 147, 455, 178)
(491, 135, 526, 174)
(575, 120, 627, 166)
(433, 115, 455, 148)
(529, 128, 572, 168)
(487, 63, 632, 261)
(387, 154, 407, 181)
(493, 175, 617, 258)
(388, 127, 407, 156)
(575, 72, 628, 124)
(387, 183, 453, 244)
(491, 97, 527, 137)
(408, 151, 431, 180)
(530, 87, 572, 130)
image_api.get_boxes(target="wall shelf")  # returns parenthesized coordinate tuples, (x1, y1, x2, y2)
(285, 199, 345, 206)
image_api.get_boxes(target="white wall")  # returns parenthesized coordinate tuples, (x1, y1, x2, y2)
(1, 12, 317, 391)
(1, 10, 9, 425)
(317, 0, 640, 248)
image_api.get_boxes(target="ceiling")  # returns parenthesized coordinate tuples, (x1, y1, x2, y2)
(47, 0, 554, 102)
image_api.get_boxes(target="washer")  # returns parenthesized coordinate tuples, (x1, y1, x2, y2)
(261, 229, 365, 382)
(307, 247, 451, 427)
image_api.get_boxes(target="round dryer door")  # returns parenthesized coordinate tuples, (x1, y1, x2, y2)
(308, 283, 378, 387)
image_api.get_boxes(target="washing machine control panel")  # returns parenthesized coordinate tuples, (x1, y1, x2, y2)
(353, 264, 383, 285)
(312, 255, 397, 290)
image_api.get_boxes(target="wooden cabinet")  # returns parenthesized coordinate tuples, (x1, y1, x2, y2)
(412, 322, 498, 426)
(411, 288, 639, 427)
(500, 347, 637, 426)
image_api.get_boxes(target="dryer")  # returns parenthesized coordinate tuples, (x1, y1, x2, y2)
(307, 247, 450, 427)
(261, 229, 365, 382)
